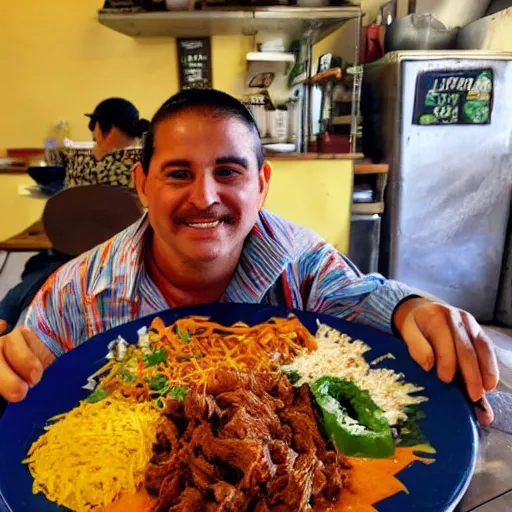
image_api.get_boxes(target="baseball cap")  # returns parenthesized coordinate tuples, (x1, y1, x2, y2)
(85, 98, 141, 135)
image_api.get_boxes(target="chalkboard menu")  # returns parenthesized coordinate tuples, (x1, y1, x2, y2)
(177, 38, 212, 90)
(413, 69, 493, 125)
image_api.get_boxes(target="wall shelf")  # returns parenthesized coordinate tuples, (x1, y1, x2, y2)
(98, 6, 361, 44)
(354, 163, 389, 174)
(307, 67, 343, 84)
(246, 52, 295, 63)
(265, 152, 363, 160)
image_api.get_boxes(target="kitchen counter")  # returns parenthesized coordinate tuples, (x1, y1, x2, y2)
(0, 172, 46, 245)
(265, 157, 353, 254)
(458, 328, 512, 512)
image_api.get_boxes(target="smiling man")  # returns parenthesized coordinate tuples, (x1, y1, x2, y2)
(0, 90, 498, 425)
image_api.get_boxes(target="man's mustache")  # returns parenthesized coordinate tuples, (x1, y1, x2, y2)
(174, 208, 234, 224)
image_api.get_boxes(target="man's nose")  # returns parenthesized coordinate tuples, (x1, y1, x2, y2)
(189, 174, 219, 209)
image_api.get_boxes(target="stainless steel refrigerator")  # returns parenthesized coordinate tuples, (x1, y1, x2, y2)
(363, 50, 512, 321)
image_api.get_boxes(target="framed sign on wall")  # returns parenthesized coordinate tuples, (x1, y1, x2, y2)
(177, 38, 212, 90)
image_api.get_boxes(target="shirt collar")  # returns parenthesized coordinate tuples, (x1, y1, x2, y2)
(90, 210, 296, 304)
(223, 210, 296, 303)
(89, 213, 149, 298)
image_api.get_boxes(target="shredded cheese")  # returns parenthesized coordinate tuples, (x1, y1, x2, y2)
(281, 323, 427, 426)
(23, 399, 159, 512)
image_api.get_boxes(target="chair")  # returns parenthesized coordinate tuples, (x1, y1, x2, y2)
(42, 185, 143, 257)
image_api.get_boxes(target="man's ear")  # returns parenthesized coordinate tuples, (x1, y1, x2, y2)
(258, 161, 271, 209)
(133, 162, 149, 209)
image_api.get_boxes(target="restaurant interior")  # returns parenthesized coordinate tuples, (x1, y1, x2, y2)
(1, 0, 512, 510)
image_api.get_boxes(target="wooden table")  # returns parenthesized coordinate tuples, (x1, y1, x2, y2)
(0, 219, 51, 251)
(0, 171, 49, 251)
(458, 328, 512, 512)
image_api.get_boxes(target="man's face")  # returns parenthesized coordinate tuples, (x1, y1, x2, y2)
(134, 108, 270, 264)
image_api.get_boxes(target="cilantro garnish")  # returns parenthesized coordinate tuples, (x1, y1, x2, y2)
(168, 386, 189, 401)
(283, 369, 301, 385)
(84, 386, 108, 404)
(147, 374, 170, 394)
(117, 368, 136, 382)
(177, 327, 191, 344)
(143, 348, 167, 367)
(395, 406, 428, 447)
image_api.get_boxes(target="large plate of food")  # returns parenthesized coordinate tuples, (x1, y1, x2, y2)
(0, 303, 478, 512)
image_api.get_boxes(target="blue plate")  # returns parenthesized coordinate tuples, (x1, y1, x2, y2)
(0, 304, 478, 512)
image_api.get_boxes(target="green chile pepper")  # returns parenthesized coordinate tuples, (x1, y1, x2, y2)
(311, 376, 394, 458)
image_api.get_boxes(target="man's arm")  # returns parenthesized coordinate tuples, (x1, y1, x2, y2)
(0, 259, 86, 403)
(0, 261, 65, 334)
(0, 326, 54, 401)
(393, 297, 498, 425)
(301, 243, 412, 334)
(300, 243, 499, 426)
(24, 260, 87, 358)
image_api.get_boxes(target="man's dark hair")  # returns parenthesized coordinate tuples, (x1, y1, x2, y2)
(141, 89, 264, 174)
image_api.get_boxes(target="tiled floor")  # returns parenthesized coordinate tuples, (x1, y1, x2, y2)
(482, 326, 512, 391)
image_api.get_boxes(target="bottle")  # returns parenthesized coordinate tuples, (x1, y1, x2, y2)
(44, 121, 72, 164)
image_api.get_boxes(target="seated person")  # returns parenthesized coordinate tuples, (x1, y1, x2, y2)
(0, 98, 148, 333)
(51, 97, 148, 189)
(0, 90, 498, 428)
(0, 252, 70, 335)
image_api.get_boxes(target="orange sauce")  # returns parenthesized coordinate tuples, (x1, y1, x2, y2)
(102, 446, 435, 512)
(329, 445, 436, 512)
(99, 490, 154, 512)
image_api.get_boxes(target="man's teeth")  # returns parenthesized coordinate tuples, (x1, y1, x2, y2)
(185, 220, 220, 229)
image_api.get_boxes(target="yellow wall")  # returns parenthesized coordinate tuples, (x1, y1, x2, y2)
(1, 0, 383, 147)
(266, 159, 353, 253)
(0, 174, 46, 242)
(0, 159, 353, 253)
(0, 0, 253, 147)
(476, 8, 512, 50)
(1, 1, 353, 252)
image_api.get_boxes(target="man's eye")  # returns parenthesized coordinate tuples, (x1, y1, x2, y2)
(167, 170, 191, 180)
(216, 168, 239, 178)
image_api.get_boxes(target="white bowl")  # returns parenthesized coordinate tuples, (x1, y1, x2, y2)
(263, 143, 296, 153)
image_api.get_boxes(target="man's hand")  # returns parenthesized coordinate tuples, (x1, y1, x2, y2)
(0, 327, 55, 402)
(394, 298, 499, 426)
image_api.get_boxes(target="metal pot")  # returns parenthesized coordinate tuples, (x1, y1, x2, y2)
(415, 0, 491, 29)
(486, 0, 512, 15)
(384, 14, 459, 52)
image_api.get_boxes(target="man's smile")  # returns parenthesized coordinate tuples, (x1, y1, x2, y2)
(184, 220, 220, 229)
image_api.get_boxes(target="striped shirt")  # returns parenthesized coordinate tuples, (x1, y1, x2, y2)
(26, 210, 413, 357)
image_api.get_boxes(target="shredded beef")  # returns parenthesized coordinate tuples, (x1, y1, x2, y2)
(219, 407, 272, 440)
(146, 370, 350, 511)
(252, 498, 272, 512)
(185, 392, 224, 422)
(189, 452, 217, 490)
(280, 385, 328, 457)
(168, 487, 205, 512)
(210, 482, 247, 511)
(267, 453, 318, 510)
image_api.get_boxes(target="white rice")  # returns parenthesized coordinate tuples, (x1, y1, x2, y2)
(281, 323, 428, 426)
